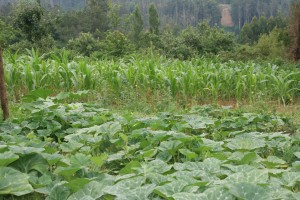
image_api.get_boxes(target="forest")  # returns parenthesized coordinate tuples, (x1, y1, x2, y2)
(0, 0, 299, 61)
(0, 0, 300, 200)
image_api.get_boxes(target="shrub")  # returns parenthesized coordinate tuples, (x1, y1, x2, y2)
(100, 30, 134, 57)
(9, 35, 55, 53)
(254, 28, 288, 59)
(67, 32, 100, 56)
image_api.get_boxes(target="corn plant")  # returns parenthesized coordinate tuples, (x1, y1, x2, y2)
(3, 49, 300, 105)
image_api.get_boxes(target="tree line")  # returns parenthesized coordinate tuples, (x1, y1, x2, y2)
(0, 0, 293, 30)
(0, 0, 299, 61)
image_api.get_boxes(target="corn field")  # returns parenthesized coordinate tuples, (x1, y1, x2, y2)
(4, 50, 300, 106)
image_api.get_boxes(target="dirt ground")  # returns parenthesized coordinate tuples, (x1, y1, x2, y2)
(220, 4, 234, 27)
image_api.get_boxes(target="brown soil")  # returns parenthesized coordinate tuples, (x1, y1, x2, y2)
(220, 4, 234, 27)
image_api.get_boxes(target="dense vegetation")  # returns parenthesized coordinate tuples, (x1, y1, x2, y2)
(0, 0, 293, 29)
(3, 50, 300, 107)
(0, 97, 299, 199)
(0, 0, 299, 62)
(0, 1, 300, 199)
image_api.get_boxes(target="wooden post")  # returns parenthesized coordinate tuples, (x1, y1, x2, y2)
(0, 47, 9, 120)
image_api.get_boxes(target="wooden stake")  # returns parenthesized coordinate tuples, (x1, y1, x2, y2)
(0, 47, 9, 120)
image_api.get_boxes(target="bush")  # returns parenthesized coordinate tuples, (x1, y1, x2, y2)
(160, 31, 196, 60)
(100, 31, 134, 57)
(160, 22, 235, 59)
(219, 44, 261, 61)
(254, 28, 288, 59)
(0, 19, 19, 48)
(67, 32, 100, 56)
(196, 22, 235, 54)
(9, 35, 55, 53)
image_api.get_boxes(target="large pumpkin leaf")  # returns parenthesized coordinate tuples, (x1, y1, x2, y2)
(103, 176, 154, 199)
(226, 135, 266, 151)
(281, 172, 300, 187)
(225, 169, 269, 184)
(154, 180, 187, 198)
(173, 187, 234, 200)
(227, 182, 270, 200)
(182, 115, 215, 129)
(9, 153, 48, 174)
(68, 179, 114, 200)
(46, 182, 70, 200)
(54, 166, 82, 177)
(0, 151, 19, 166)
(172, 193, 206, 200)
(110, 184, 156, 200)
(294, 152, 300, 159)
(64, 178, 91, 193)
(202, 187, 234, 200)
(9, 146, 44, 155)
(0, 167, 34, 196)
(202, 158, 222, 174)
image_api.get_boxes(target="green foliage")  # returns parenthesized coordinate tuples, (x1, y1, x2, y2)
(86, 0, 110, 34)
(108, 2, 121, 30)
(0, 99, 299, 199)
(196, 22, 235, 54)
(3, 50, 300, 105)
(99, 30, 134, 58)
(67, 32, 100, 56)
(0, 19, 18, 48)
(222, 28, 290, 62)
(219, 44, 261, 61)
(9, 35, 55, 53)
(131, 6, 144, 46)
(54, 10, 88, 46)
(12, 0, 55, 42)
(162, 22, 235, 59)
(255, 28, 288, 59)
(149, 4, 160, 35)
(240, 15, 287, 44)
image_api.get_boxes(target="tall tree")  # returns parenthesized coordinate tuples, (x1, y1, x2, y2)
(289, 1, 300, 60)
(132, 5, 144, 42)
(13, 1, 45, 42)
(149, 4, 160, 34)
(108, 1, 121, 30)
(86, 0, 110, 35)
(0, 47, 9, 121)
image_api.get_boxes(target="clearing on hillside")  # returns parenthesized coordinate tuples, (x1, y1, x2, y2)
(220, 4, 234, 27)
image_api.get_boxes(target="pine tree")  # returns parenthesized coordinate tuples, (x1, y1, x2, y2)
(149, 4, 160, 35)
(132, 6, 144, 41)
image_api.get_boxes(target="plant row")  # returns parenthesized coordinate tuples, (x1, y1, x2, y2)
(4, 51, 300, 105)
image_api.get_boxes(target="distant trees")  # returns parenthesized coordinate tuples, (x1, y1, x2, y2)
(13, 1, 47, 42)
(239, 15, 287, 44)
(86, 0, 110, 36)
(131, 6, 144, 46)
(0, 0, 294, 31)
(161, 22, 234, 59)
(9, 1, 57, 51)
(67, 32, 99, 56)
(149, 4, 160, 35)
(0, 0, 297, 62)
(0, 19, 16, 47)
(231, 0, 292, 30)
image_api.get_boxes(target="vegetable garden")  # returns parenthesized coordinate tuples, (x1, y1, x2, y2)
(4, 50, 300, 106)
(0, 51, 300, 199)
